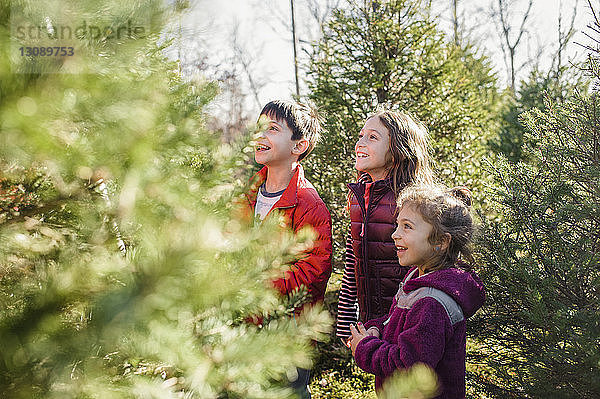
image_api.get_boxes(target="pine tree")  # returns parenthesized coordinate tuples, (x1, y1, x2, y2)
(492, 67, 587, 163)
(0, 1, 330, 397)
(469, 27, 600, 399)
(305, 0, 500, 259)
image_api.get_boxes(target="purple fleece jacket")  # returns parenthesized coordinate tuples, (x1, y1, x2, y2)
(354, 266, 485, 398)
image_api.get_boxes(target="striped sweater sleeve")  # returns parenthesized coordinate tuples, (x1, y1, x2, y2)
(336, 229, 359, 340)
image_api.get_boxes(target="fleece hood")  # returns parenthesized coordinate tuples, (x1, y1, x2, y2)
(402, 266, 486, 319)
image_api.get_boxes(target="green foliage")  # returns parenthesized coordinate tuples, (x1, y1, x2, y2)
(311, 350, 437, 399)
(491, 67, 588, 162)
(305, 0, 500, 261)
(470, 56, 600, 398)
(0, 1, 331, 397)
(309, 341, 376, 399)
(379, 363, 437, 399)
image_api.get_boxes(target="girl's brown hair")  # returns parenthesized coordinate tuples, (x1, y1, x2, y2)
(397, 184, 475, 273)
(358, 109, 435, 195)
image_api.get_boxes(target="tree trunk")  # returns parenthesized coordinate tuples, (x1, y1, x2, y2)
(290, 0, 300, 97)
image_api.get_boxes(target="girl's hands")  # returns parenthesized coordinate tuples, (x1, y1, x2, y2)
(366, 326, 380, 338)
(347, 322, 379, 356)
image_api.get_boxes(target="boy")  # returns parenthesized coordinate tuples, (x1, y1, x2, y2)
(245, 100, 333, 398)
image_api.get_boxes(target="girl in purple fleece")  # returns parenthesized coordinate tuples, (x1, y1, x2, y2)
(348, 184, 485, 399)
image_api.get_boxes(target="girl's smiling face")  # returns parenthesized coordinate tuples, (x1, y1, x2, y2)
(355, 117, 391, 181)
(391, 204, 436, 273)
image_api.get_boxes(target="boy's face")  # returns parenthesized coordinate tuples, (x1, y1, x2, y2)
(255, 113, 299, 167)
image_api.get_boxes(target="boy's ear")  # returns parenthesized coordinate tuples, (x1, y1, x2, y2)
(292, 138, 309, 157)
(439, 233, 451, 251)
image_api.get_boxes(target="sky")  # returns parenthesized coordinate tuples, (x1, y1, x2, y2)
(168, 0, 594, 118)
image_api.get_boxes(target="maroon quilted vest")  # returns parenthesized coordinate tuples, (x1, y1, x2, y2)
(349, 178, 410, 322)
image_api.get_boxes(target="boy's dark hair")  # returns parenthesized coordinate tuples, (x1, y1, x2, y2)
(260, 100, 322, 162)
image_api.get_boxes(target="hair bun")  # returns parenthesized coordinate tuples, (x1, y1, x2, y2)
(450, 186, 472, 207)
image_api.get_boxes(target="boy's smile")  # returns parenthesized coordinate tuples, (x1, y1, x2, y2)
(254, 114, 296, 167)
